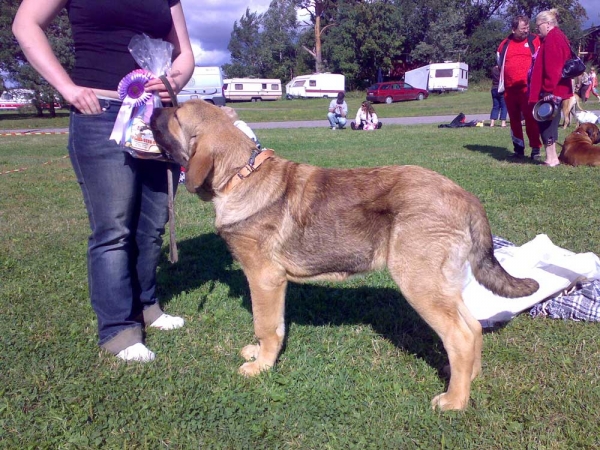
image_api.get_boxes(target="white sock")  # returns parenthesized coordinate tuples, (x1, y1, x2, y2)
(149, 313, 185, 330)
(116, 343, 155, 362)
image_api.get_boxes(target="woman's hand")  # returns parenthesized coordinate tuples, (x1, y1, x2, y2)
(145, 70, 182, 103)
(64, 85, 102, 114)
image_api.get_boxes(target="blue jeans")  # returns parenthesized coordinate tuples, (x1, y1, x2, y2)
(327, 112, 347, 128)
(68, 99, 178, 353)
(490, 88, 507, 120)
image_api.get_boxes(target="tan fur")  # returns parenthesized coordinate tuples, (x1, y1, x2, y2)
(150, 100, 539, 411)
(559, 123, 600, 166)
(562, 94, 585, 129)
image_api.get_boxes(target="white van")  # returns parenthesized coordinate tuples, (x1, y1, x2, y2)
(285, 73, 345, 99)
(404, 62, 468, 93)
(223, 78, 282, 102)
(177, 66, 226, 106)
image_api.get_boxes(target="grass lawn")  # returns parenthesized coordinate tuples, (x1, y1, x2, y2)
(2, 114, 600, 447)
(0, 84, 493, 130)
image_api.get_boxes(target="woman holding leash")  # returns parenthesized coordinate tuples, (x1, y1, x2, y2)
(528, 8, 573, 167)
(13, 0, 195, 361)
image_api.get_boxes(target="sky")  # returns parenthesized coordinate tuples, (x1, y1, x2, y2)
(181, 0, 272, 66)
(182, 0, 600, 67)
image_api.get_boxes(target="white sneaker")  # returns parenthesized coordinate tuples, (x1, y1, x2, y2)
(331, 126, 337, 130)
(116, 343, 155, 362)
(149, 313, 185, 330)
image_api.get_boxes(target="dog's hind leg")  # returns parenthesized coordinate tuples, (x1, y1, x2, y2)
(388, 241, 481, 411)
(238, 263, 288, 377)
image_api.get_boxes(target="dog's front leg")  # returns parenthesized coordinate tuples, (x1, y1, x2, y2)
(239, 267, 287, 377)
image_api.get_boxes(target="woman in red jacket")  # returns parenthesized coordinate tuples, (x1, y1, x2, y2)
(528, 9, 573, 167)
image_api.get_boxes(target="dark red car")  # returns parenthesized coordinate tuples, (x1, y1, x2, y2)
(366, 81, 429, 104)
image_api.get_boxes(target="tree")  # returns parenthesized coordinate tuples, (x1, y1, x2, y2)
(223, 9, 263, 78)
(296, 0, 338, 73)
(260, 0, 299, 80)
(325, 1, 405, 88)
(411, 7, 468, 65)
(0, 1, 73, 117)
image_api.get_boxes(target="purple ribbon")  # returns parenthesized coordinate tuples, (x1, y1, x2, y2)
(110, 69, 154, 145)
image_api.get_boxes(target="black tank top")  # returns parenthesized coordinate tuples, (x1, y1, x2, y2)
(66, 0, 178, 90)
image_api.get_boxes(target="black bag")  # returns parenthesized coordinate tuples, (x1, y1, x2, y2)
(562, 49, 586, 79)
(438, 112, 478, 128)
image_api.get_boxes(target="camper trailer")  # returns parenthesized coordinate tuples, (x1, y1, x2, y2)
(285, 73, 345, 99)
(404, 62, 468, 93)
(223, 78, 282, 102)
(177, 66, 226, 106)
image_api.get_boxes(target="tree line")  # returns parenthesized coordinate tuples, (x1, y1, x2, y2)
(224, 0, 592, 89)
(0, 0, 593, 116)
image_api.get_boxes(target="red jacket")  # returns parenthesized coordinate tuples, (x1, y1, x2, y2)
(528, 27, 573, 103)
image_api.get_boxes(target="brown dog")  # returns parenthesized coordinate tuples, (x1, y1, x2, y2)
(558, 122, 600, 166)
(561, 93, 585, 129)
(150, 100, 539, 411)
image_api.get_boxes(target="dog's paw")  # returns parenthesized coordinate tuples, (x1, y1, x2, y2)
(431, 393, 469, 411)
(240, 344, 260, 361)
(238, 361, 271, 377)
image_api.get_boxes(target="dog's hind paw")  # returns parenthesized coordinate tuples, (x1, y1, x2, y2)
(240, 344, 260, 361)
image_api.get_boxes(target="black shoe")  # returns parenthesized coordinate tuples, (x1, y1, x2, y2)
(530, 148, 541, 161)
(351, 122, 357, 130)
(509, 152, 525, 160)
(377, 122, 383, 129)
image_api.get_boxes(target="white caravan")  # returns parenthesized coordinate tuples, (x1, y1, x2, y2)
(285, 73, 345, 99)
(177, 66, 226, 106)
(404, 62, 469, 93)
(223, 78, 282, 102)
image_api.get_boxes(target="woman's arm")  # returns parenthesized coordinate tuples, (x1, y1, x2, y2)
(12, 0, 102, 114)
(145, 2, 195, 102)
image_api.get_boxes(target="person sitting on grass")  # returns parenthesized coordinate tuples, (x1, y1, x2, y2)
(327, 92, 348, 130)
(351, 101, 382, 130)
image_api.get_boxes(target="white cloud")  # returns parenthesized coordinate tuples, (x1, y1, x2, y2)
(181, 0, 271, 66)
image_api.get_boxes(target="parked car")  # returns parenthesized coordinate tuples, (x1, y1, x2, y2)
(366, 81, 429, 104)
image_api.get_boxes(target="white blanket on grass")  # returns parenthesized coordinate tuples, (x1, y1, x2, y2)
(463, 234, 600, 327)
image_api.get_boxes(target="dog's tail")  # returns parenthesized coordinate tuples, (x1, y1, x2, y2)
(574, 94, 585, 112)
(467, 203, 539, 298)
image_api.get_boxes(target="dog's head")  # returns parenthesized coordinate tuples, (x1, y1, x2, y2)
(150, 100, 254, 198)
(574, 122, 600, 144)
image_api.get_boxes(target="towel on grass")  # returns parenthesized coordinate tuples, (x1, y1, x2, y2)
(463, 234, 600, 327)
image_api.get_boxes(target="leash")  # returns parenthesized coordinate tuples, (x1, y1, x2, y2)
(159, 75, 179, 263)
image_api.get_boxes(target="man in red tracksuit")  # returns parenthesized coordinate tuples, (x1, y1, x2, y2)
(497, 16, 542, 160)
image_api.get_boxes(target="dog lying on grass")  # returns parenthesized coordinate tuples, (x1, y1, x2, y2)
(150, 100, 539, 411)
(559, 122, 600, 166)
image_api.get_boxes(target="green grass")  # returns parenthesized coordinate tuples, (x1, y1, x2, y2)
(2, 122, 600, 448)
(0, 84, 493, 130)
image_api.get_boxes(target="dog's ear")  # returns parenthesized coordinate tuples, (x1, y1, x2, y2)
(185, 137, 214, 195)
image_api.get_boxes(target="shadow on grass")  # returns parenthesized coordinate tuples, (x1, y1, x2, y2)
(464, 143, 541, 164)
(158, 233, 449, 380)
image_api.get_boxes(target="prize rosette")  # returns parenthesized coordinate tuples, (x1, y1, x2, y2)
(110, 69, 163, 157)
